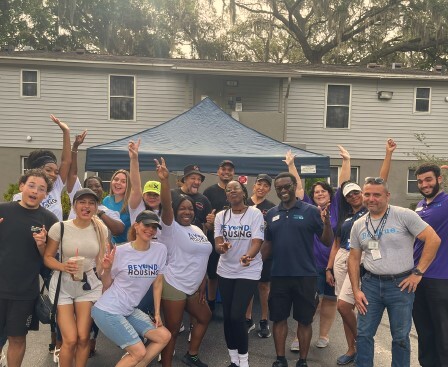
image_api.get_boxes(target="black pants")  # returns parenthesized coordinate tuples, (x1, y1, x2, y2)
(413, 277, 448, 367)
(218, 276, 257, 354)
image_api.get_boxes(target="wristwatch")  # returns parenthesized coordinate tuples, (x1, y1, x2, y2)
(97, 210, 106, 218)
(412, 268, 424, 276)
(325, 267, 333, 272)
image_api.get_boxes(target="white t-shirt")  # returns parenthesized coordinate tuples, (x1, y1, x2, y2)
(48, 219, 108, 271)
(129, 199, 146, 224)
(67, 179, 123, 224)
(13, 175, 65, 221)
(214, 206, 265, 280)
(158, 221, 212, 295)
(94, 242, 167, 316)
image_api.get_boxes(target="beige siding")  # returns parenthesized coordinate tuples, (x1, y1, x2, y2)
(286, 77, 448, 160)
(0, 65, 191, 149)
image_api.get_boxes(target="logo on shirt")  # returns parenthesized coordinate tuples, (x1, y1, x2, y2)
(361, 227, 397, 240)
(41, 195, 57, 209)
(221, 224, 252, 239)
(293, 214, 304, 220)
(128, 264, 159, 277)
(188, 233, 209, 243)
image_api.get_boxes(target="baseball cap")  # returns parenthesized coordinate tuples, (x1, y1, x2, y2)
(342, 182, 362, 197)
(135, 210, 162, 229)
(219, 160, 235, 168)
(73, 188, 99, 202)
(181, 164, 205, 183)
(142, 181, 161, 195)
(256, 174, 272, 186)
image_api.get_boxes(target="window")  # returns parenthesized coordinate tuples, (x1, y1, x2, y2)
(92, 171, 115, 193)
(414, 87, 431, 113)
(329, 166, 359, 188)
(325, 84, 351, 128)
(109, 75, 135, 120)
(407, 169, 419, 194)
(21, 70, 39, 97)
(21, 156, 29, 175)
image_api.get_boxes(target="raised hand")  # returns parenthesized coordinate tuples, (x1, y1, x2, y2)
(338, 145, 350, 161)
(386, 138, 397, 153)
(50, 114, 69, 132)
(206, 209, 216, 226)
(73, 130, 87, 150)
(320, 204, 331, 223)
(282, 149, 296, 167)
(128, 139, 140, 159)
(102, 244, 116, 271)
(154, 157, 169, 180)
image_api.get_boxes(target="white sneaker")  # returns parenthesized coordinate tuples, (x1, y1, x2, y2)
(157, 350, 175, 363)
(53, 348, 61, 365)
(290, 338, 300, 352)
(315, 337, 329, 348)
(0, 351, 6, 367)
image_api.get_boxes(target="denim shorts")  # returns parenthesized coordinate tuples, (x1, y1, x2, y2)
(91, 306, 156, 349)
(317, 267, 336, 298)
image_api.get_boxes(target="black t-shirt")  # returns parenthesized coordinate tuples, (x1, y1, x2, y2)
(247, 197, 276, 219)
(203, 184, 229, 213)
(0, 202, 58, 300)
(171, 188, 212, 228)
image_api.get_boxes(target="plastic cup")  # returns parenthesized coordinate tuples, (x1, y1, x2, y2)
(69, 256, 85, 281)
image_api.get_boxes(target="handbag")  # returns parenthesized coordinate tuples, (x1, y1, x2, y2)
(35, 222, 64, 325)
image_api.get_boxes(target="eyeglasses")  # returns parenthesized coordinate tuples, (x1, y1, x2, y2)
(345, 190, 361, 199)
(274, 183, 294, 192)
(364, 177, 385, 184)
(25, 183, 47, 193)
(81, 272, 91, 291)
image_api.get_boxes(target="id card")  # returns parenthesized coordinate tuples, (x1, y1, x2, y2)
(371, 249, 382, 260)
(368, 240, 379, 250)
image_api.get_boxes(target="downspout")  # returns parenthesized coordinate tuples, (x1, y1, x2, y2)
(283, 77, 291, 142)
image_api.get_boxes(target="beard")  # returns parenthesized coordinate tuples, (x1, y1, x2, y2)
(419, 181, 440, 199)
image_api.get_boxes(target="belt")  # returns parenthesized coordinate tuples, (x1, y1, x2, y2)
(366, 269, 412, 281)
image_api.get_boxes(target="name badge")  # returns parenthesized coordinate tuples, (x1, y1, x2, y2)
(368, 240, 379, 250)
(371, 249, 382, 260)
(272, 215, 280, 222)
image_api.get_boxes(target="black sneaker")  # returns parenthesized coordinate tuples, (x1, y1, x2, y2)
(296, 359, 308, 367)
(258, 319, 271, 338)
(246, 318, 255, 333)
(181, 352, 208, 367)
(272, 359, 288, 367)
(227, 364, 239, 367)
(48, 343, 56, 354)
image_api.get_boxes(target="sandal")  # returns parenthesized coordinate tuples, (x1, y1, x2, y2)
(53, 348, 61, 365)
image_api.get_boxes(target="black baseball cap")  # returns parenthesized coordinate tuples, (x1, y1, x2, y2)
(219, 160, 235, 168)
(135, 210, 162, 229)
(256, 174, 272, 186)
(73, 188, 100, 202)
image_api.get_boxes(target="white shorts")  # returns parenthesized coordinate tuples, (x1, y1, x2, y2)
(334, 248, 355, 305)
(49, 269, 102, 305)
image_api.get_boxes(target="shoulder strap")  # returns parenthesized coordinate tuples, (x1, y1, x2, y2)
(50, 222, 64, 326)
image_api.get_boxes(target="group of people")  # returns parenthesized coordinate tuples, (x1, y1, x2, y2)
(0, 116, 447, 367)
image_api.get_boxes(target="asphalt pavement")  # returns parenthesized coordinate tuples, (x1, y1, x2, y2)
(5, 296, 420, 367)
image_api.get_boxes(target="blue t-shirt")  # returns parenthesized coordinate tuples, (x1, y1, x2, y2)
(414, 192, 448, 279)
(338, 208, 367, 250)
(102, 195, 131, 244)
(265, 200, 323, 276)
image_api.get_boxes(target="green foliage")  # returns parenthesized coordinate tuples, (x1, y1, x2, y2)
(304, 178, 327, 195)
(3, 183, 19, 202)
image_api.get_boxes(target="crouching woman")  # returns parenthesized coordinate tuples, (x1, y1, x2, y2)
(91, 210, 171, 367)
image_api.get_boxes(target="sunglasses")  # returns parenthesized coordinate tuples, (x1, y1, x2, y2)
(345, 190, 361, 199)
(364, 177, 385, 184)
(81, 272, 91, 291)
(274, 183, 294, 192)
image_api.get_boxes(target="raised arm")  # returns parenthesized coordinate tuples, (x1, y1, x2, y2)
(50, 114, 72, 184)
(338, 145, 351, 186)
(155, 157, 174, 226)
(283, 150, 304, 199)
(66, 130, 87, 193)
(379, 138, 397, 181)
(128, 139, 143, 210)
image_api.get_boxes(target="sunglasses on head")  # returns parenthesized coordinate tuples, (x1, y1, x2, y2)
(364, 177, 385, 184)
(81, 272, 91, 291)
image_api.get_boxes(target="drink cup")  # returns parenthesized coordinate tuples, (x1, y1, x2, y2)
(69, 256, 85, 281)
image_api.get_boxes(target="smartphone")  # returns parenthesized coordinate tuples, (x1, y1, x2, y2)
(31, 226, 42, 234)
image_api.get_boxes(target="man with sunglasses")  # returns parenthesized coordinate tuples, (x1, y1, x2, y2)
(412, 163, 448, 367)
(348, 177, 441, 367)
(262, 172, 334, 367)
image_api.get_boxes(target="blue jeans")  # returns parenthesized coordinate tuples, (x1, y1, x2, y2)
(356, 272, 414, 367)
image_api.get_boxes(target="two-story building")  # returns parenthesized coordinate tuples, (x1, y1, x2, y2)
(1, 50, 447, 206)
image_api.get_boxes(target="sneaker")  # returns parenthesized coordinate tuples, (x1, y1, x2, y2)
(258, 319, 271, 338)
(179, 322, 185, 333)
(181, 352, 208, 367)
(246, 318, 255, 333)
(227, 364, 239, 367)
(53, 348, 61, 365)
(315, 337, 329, 348)
(158, 350, 175, 363)
(188, 323, 193, 342)
(290, 338, 300, 352)
(296, 359, 308, 367)
(272, 359, 288, 367)
(0, 351, 6, 367)
(49, 343, 56, 354)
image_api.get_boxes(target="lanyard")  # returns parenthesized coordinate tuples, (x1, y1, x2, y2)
(365, 206, 390, 240)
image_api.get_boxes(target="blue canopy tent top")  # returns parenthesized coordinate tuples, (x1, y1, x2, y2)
(86, 98, 330, 177)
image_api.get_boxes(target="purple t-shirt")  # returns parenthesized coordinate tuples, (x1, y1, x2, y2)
(303, 189, 340, 269)
(414, 191, 448, 279)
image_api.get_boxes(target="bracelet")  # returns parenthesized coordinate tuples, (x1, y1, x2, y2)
(71, 149, 78, 153)
(325, 267, 333, 272)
